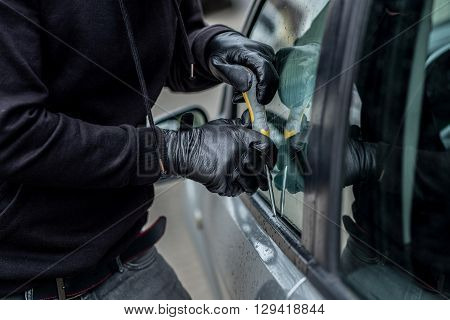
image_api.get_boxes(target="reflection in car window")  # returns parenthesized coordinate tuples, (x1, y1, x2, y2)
(340, 0, 450, 299)
(240, 0, 330, 231)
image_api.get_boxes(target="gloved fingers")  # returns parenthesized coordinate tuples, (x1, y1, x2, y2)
(210, 55, 253, 93)
(238, 109, 252, 129)
(208, 113, 251, 129)
(236, 174, 260, 194)
(238, 52, 279, 105)
(232, 91, 245, 104)
(238, 143, 270, 192)
(255, 172, 269, 191)
(208, 116, 251, 129)
(241, 159, 269, 192)
(242, 145, 273, 193)
(225, 170, 245, 197)
(220, 183, 243, 197)
(207, 177, 242, 198)
(343, 139, 377, 187)
(246, 136, 278, 171)
(207, 118, 236, 126)
(257, 41, 279, 59)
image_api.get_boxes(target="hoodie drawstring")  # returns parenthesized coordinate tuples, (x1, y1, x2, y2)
(118, 0, 153, 126)
(171, 0, 196, 80)
(118, 0, 196, 126)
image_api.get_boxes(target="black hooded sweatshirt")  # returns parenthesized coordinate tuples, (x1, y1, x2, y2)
(0, 0, 229, 294)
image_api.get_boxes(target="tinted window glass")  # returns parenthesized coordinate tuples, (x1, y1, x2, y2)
(242, 0, 330, 231)
(340, 0, 450, 299)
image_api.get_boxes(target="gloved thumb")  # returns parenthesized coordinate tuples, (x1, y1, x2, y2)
(238, 109, 252, 129)
(215, 110, 252, 128)
(248, 138, 278, 171)
(209, 55, 253, 93)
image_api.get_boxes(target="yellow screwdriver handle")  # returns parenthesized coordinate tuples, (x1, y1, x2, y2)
(242, 74, 277, 216)
(242, 74, 270, 138)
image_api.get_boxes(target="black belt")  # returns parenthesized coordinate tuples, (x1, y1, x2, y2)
(23, 216, 166, 300)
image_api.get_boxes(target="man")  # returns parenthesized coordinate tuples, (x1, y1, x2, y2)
(0, 0, 279, 299)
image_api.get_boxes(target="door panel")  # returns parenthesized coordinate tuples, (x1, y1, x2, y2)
(192, 0, 334, 299)
(153, 0, 370, 300)
(187, 181, 323, 299)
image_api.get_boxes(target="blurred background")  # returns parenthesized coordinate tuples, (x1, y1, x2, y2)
(152, 0, 251, 300)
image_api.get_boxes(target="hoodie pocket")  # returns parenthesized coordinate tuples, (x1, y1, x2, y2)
(0, 182, 22, 218)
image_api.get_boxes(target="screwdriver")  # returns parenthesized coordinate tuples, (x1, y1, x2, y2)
(275, 44, 319, 217)
(242, 73, 277, 217)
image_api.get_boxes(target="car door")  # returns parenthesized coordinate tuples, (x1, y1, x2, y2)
(154, 0, 449, 300)
(335, 0, 450, 299)
(238, 0, 450, 300)
(182, 0, 367, 299)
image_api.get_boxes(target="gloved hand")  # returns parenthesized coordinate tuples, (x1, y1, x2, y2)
(206, 31, 279, 105)
(343, 135, 378, 187)
(273, 126, 378, 193)
(161, 119, 278, 197)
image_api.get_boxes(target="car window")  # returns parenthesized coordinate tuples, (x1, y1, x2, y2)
(239, 0, 330, 231)
(339, 0, 450, 299)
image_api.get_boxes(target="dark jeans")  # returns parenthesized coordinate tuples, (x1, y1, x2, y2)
(8, 247, 191, 300)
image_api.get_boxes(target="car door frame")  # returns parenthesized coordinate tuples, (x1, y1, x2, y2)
(221, 0, 373, 299)
(301, 0, 371, 299)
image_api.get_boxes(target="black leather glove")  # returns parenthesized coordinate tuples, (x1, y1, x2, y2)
(273, 126, 377, 193)
(343, 138, 378, 187)
(206, 31, 279, 105)
(161, 119, 278, 197)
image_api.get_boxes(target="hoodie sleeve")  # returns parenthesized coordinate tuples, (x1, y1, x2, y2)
(165, 0, 232, 92)
(0, 1, 164, 188)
